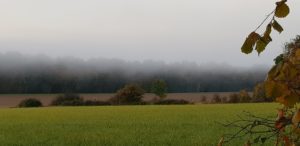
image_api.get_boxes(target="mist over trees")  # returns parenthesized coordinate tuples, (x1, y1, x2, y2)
(0, 52, 268, 93)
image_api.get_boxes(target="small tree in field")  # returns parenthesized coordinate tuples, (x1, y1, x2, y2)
(110, 84, 145, 105)
(151, 80, 168, 100)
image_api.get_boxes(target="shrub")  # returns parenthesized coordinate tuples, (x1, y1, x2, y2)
(154, 99, 190, 105)
(51, 93, 84, 106)
(211, 94, 222, 103)
(221, 96, 228, 103)
(200, 95, 207, 103)
(18, 98, 43, 108)
(109, 84, 145, 105)
(84, 100, 111, 106)
(227, 93, 240, 103)
(239, 89, 251, 103)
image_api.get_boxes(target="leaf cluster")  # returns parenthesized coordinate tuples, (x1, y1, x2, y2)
(225, 1, 300, 145)
(241, 0, 290, 55)
(265, 39, 300, 108)
(151, 80, 168, 99)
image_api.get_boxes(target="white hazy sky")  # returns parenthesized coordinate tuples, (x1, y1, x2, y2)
(0, 0, 299, 67)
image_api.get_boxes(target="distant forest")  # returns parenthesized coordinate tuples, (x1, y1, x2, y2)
(0, 53, 268, 93)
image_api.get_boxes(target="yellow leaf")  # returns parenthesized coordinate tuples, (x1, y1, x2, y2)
(267, 63, 282, 79)
(274, 70, 286, 81)
(255, 39, 267, 55)
(292, 109, 300, 134)
(241, 39, 253, 54)
(290, 49, 300, 65)
(275, 2, 290, 18)
(264, 24, 272, 36)
(241, 32, 260, 54)
(286, 94, 299, 107)
(276, 94, 298, 107)
(292, 109, 300, 126)
(265, 80, 289, 98)
(259, 24, 272, 49)
(272, 20, 284, 33)
(248, 32, 261, 43)
(295, 49, 300, 58)
(285, 65, 298, 80)
(261, 35, 272, 44)
(277, 63, 298, 81)
(275, 63, 289, 81)
(265, 80, 276, 97)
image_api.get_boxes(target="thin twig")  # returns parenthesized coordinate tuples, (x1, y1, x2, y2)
(254, 9, 276, 32)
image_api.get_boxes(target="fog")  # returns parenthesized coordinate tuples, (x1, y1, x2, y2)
(0, 53, 268, 93)
(0, 0, 299, 67)
(0, 52, 268, 75)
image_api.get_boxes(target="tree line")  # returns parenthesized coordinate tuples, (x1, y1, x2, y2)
(0, 53, 267, 93)
(0, 70, 266, 93)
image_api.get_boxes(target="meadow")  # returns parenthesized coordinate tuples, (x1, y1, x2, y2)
(0, 103, 279, 146)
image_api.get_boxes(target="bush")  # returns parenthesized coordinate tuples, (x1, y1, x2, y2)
(200, 95, 207, 103)
(109, 84, 145, 105)
(227, 93, 240, 103)
(18, 98, 43, 108)
(239, 89, 251, 103)
(84, 100, 111, 106)
(51, 93, 84, 106)
(154, 99, 190, 105)
(211, 94, 222, 103)
(221, 96, 228, 103)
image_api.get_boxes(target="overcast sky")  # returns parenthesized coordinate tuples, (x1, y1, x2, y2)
(0, 0, 299, 67)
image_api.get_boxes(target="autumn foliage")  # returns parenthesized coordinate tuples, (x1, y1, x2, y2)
(220, 0, 300, 145)
(241, 0, 289, 55)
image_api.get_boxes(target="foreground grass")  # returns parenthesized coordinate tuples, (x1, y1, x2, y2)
(0, 104, 279, 146)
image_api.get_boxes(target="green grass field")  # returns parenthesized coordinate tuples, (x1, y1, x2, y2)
(0, 103, 279, 146)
